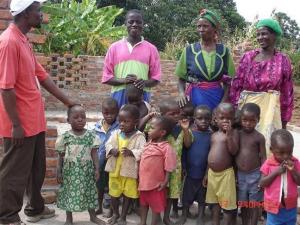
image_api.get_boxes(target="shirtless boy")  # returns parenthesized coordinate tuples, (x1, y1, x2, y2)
(206, 103, 239, 225)
(235, 103, 266, 225)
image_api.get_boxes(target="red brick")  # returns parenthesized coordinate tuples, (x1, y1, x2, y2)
(46, 139, 56, 148)
(36, 55, 50, 66)
(27, 33, 46, 44)
(46, 126, 58, 137)
(0, 19, 6, 30)
(43, 178, 58, 186)
(46, 148, 57, 157)
(46, 158, 58, 168)
(45, 169, 56, 178)
(0, 9, 12, 19)
(0, 0, 9, 8)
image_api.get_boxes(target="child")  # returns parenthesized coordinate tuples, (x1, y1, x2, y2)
(260, 129, 300, 225)
(94, 97, 119, 216)
(171, 101, 194, 219)
(125, 84, 151, 214)
(105, 104, 146, 225)
(235, 103, 266, 225)
(206, 103, 239, 225)
(126, 84, 151, 119)
(158, 99, 193, 225)
(179, 105, 212, 225)
(56, 105, 103, 225)
(139, 116, 177, 225)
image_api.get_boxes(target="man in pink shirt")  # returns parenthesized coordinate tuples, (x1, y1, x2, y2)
(0, 1, 75, 224)
(102, 9, 161, 107)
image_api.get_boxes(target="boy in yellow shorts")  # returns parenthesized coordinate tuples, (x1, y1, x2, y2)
(105, 105, 146, 225)
(206, 103, 239, 225)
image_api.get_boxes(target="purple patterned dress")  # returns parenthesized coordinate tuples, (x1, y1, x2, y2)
(230, 49, 294, 122)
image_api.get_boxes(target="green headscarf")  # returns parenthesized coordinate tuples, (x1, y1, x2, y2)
(256, 18, 283, 37)
(199, 9, 221, 28)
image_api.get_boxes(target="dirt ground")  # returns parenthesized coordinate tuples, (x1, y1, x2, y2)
(290, 85, 300, 127)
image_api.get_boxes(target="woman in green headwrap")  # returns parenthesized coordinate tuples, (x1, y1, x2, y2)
(175, 9, 235, 110)
(230, 18, 294, 225)
(230, 18, 293, 146)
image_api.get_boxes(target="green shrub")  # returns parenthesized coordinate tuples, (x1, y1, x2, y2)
(287, 50, 300, 84)
(35, 0, 126, 56)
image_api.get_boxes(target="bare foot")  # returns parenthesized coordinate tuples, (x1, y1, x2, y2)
(196, 217, 204, 225)
(96, 208, 103, 215)
(103, 209, 113, 218)
(90, 216, 106, 225)
(176, 216, 186, 225)
(109, 214, 120, 225)
(170, 212, 179, 219)
(187, 211, 198, 219)
(117, 218, 127, 225)
(65, 211, 73, 225)
(163, 217, 176, 225)
(64, 222, 73, 225)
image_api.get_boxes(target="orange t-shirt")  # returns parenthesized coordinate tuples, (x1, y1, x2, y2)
(138, 141, 177, 191)
(0, 23, 48, 137)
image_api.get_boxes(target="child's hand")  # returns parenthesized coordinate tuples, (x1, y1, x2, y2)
(179, 118, 190, 130)
(224, 120, 233, 135)
(284, 159, 295, 171)
(57, 170, 63, 184)
(95, 170, 100, 181)
(148, 111, 160, 119)
(275, 162, 286, 175)
(110, 149, 119, 157)
(158, 180, 168, 191)
(202, 175, 208, 188)
(122, 147, 134, 157)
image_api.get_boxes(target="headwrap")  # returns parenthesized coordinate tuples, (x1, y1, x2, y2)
(256, 18, 283, 37)
(199, 9, 221, 28)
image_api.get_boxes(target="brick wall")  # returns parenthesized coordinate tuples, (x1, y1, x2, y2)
(0, 0, 11, 34)
(44, 126, 58, 188)
(37, 55, 180, 111)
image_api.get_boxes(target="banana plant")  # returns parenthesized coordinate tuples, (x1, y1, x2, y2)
(38, 0, 126, 55)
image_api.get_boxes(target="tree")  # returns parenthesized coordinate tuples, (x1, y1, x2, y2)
(96, 0, 245, 50)
(273, 11, 300, 49)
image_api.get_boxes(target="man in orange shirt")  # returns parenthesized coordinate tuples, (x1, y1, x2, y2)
(0, 1, 76, 224)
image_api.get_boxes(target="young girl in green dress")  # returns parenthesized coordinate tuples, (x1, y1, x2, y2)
(55, 105, 104, 225)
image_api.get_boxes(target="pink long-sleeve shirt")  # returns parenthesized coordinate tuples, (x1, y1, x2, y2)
(230, 49, 294, 122)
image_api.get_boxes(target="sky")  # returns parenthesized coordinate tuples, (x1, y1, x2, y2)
(234, 0, 300, 26)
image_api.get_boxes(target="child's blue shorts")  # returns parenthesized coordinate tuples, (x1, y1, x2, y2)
(267, 207, 297, 225)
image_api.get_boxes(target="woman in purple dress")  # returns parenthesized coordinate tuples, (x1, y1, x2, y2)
(230, 18, 294, 154)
